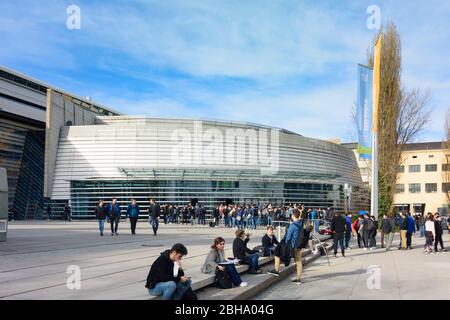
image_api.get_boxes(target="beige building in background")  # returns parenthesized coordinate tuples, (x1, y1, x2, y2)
(341, 141, 449, 215)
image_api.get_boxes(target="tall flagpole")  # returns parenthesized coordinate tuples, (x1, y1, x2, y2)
(371, 35, 382, 221)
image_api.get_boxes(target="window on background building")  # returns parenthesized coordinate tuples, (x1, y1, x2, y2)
(429, 155, 434, 158)
(442, 183, 450, 193)
(395, 184, 405, 193)
(425, 164, 437, 172)
(409, 165, 421, 173)
(425, 183, 437, 193)
(409, 183, 421, 193)
(412, 155, 418, 159)
(442, 164, 450, 171)
(398, 165, 405, 173)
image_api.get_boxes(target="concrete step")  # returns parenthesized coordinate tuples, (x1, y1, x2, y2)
(195, 240, 333, 300)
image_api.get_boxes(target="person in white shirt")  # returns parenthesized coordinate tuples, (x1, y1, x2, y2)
(424, 214, 435, 254)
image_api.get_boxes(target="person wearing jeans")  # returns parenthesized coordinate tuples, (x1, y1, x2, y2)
(331, 212, 346, 257)
(201, 237, 248, 287)
(344, 213, 352, 249)
(146, 243, 195, 300)
(94, 200, 107, 236)
(232, 229, 261, 274)
(148, 198, 161, 236)
(107, 198, 121, 236)
(149, 279, 192, 300)
(126, 199, 140, 235)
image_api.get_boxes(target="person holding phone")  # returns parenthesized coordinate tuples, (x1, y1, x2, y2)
(233, 229, 261, 274)
(145, 243, 196, 300)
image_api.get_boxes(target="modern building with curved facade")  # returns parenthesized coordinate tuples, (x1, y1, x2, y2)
(50, 116, 368, 218)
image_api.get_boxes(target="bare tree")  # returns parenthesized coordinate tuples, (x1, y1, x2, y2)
(363, 22, 431, 218)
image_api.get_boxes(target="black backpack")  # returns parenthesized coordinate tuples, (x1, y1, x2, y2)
(295, 224, 311, 249)
(215, 268, 232, 289)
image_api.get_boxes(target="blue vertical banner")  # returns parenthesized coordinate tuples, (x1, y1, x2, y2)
(356, 64, 373, 160)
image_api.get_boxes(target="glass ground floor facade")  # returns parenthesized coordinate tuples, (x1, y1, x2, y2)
(68, 179, 369, 219)
(0, 114, 45, 220)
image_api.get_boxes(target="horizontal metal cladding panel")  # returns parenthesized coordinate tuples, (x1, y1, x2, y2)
(52, 119, 365, 198)
(0, 78, 47, 106)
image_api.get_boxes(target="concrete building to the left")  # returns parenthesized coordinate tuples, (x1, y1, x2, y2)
(0, 66, 120, 219)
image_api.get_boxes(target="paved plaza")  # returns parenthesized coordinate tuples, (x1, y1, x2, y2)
(1, 221, 450, 300)
(255, 232, 450, 300)
(0, 221, 267, 299)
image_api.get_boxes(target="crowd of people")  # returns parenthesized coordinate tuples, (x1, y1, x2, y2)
(90, 199, 336, 236)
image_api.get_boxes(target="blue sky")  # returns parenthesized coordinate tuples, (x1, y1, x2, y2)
(0, 0, 449, 142)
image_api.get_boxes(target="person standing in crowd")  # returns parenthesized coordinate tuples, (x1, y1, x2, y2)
(195, 204, 202, 225)
(406, 212, 416, 249)
(315, 208, 321, 233)
(424, 214, 435, 254)
(64, 203, 72, 222)
(94, 200, 107, 236)
(381, 214, 395, 251)
(352, 216, 362, 248)
(331, 211, 346, 257)
(267, 209, 304, 284)
(232, 229, 261, 274)
(418, 213, 425, 237)
(368, 215, 377, 249)
(253, 204, 260, 229)
(145, 243, 196, 300)
(223, 205, 230, 228)
(149, 198, 161, 236)
(126, 199, 140, 235)
(213, 204, 220, 227)
(399, 212, 408, 250)
(261, 225, 279, 257)
(107, 198, 121, 236)
(161, 204, 168, 225)
(360, 214, 370, 250)
(201, 237, 248, 288)
(344, 212, 352, 250)
(326, 207, 334, 222)
(434, 213, 447, 252)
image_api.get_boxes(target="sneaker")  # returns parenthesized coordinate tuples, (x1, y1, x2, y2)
(442, 248, 447, 252)
(267, 270, 280, 276)
(100, 233, 103, 236)
(292, 279, 302, 284)
(346, 247, 351, 250)
(239, 281, 248, 287)
(333, 254, 337, 258)
(341, 253, 345, 257)
(362, 248, 368, 251)
(111, 233, 114, 236)
(115, 233, 119, 236)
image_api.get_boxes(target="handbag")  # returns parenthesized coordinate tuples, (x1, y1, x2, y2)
(215, 268, 232, 289)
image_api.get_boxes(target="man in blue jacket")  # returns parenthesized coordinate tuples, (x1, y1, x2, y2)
(406, 212, 416, 249)
(126, 199, 140, 235)
(107, 198, 121, 236)
(267, 210, 304, 284)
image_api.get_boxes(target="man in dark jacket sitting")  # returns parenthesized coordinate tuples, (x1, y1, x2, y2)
(145, 243, 194, 300)
(233, 229, 261, 274)
(331, 212, 346, 258)
(261, 225, 279, 256)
